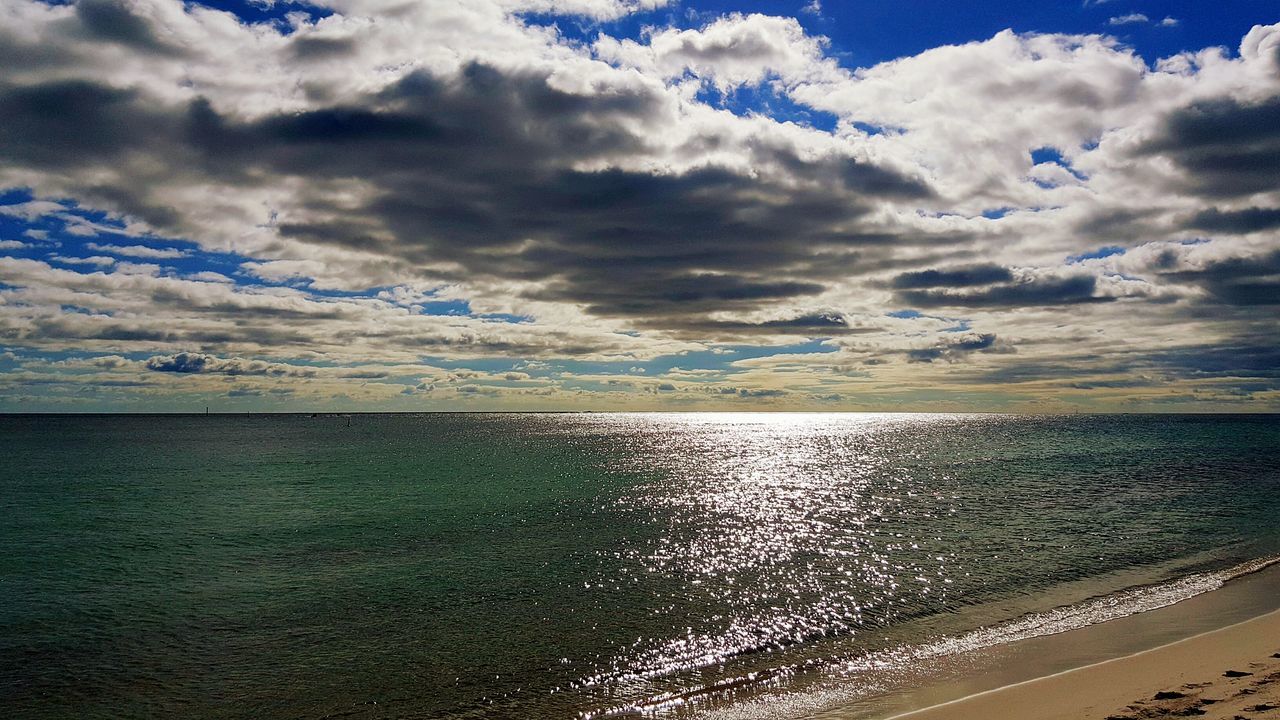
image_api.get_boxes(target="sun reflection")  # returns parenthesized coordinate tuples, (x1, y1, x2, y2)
(573, 413, 971, 715)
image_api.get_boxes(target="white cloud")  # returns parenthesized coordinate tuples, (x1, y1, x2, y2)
(1108, 13, 1150, 26)
(498, 0, 670, 21)
(48, 255, 117, 267)
(595, 13, 839, 90)
(84, 243, 189, 259)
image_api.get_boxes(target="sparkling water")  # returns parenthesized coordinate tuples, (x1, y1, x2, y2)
(1, 413, 1278, 718)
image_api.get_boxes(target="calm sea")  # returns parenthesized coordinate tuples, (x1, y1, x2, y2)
(2, 413, 1278, 719)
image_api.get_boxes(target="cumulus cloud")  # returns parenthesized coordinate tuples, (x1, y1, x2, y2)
(145, 351, 319, 376)
(595, 13, 838, 90)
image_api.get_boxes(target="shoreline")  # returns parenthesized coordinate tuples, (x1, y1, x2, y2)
(885, 608, 1280, 720)
(802, 559, 1280, 720)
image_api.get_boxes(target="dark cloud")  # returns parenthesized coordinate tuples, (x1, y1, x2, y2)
(1146, 340, 1280, 380)
(1140, 96, 1280, 197)
(145, 352, 224, 373)
(1202, 280, 1280, 306)
(73, 0, 180, 55)
(1186, 207, 1280, 234)
(7, 314, 316, 348)
(757, 312, 849, 329)
(145, 352, 318, 377)
(737, 387, 786, 397)
(288, 35, 358, 61)
(756, 141, 933, 199)
(18, 316, 180, 343)
(891, 264, 1013, 289)
(646, 312, 879, 338)
(534, 270, 826, 317)
(0, 26, 82, 70)
(1067, 378, 1162, 390)
(0, 81, 166, 168)
(1072, 206, 1161, 242)
(906, 332, 1000, 363)
(896, 275, 1111, 308)
(1161, 249, 1280, 306)
(0, 60, 943, 332)
(959, 337, 1280, 388)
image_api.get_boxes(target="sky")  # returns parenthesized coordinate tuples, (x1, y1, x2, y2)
(0, 0, 1277, 412)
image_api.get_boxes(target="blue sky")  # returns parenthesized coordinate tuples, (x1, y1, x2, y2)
(544, 0, 1276, 64)
(0, 0, 1277, 411)
(198, 0, 1278, 69)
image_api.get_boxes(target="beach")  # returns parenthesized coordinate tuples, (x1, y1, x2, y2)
(889, 608, 1280, 720)
(3, 0, 1280, 715)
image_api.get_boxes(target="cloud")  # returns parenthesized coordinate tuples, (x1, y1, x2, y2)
(0, 2, 1277, 410)
(1186, 207, 1280, 234)
(891, 264, 1014, 289)
(1159, 249, 1280, 306)
(84, 242, 188, 258)
(897, 275, 1113, 308)
(145, 351, 319, 376)
(0, 50, 930, 330)
(1108, 13, 1149, 26)
(500, 0, 671, 21)
(596, 13, 837, 90)
(1139, 95, 1280, 198)
(48, 255, 117, 266)
(906, 332, 1000, 363)
(74, 0, 184, 56)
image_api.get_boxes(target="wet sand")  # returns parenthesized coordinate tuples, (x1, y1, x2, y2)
(887, 608, 1280, 720)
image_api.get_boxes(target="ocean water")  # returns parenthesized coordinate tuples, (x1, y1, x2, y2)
(1, 412, 1278, 719)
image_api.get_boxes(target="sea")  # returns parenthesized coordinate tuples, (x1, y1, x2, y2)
(2, 412, 1278, 719)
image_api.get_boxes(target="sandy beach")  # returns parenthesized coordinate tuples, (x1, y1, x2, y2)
(890, 608, 1280, 720)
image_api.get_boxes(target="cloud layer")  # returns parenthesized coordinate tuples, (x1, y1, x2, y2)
(0, 0, 1277, 411)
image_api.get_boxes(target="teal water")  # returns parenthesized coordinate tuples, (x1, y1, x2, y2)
(1, 413, 1278, 719)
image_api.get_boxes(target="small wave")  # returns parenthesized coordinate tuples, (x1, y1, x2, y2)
(590, 553, 1280, 719)
(877, 553, 1280, 667)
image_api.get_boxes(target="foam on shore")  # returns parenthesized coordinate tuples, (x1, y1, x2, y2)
(674, 554, 1280, 720)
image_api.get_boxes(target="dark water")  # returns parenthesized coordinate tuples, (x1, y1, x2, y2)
(1, 413, 1278, 719)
